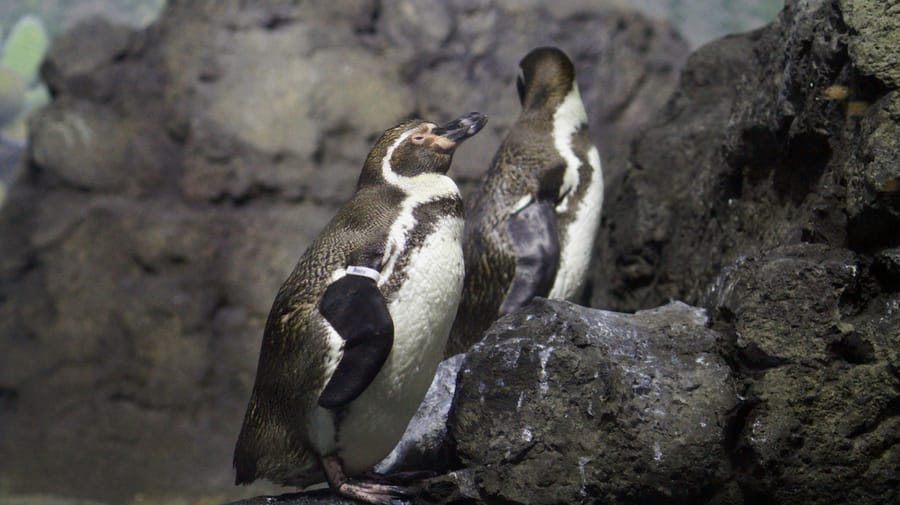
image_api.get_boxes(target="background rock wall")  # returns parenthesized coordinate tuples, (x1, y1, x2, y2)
(0, 1, 688, 503)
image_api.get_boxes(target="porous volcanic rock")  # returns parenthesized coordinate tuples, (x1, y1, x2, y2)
(706, 243, 898, 504)
(585, 0, 899, 502)
(440, 299, 738, 505)
(591, 0, 899, 312)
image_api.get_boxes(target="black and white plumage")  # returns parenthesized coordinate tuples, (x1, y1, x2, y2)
(446, 47, 604, 356)
(234, 113, 487, 504)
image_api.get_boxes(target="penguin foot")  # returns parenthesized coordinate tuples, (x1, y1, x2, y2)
(364, 469, 437, 485)
(322, 455, 413, 505)
(335, 481, 411, 505)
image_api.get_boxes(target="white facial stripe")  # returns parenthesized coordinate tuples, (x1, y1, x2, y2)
(381, 128, 416, 186)
(552, 83, 588, 213)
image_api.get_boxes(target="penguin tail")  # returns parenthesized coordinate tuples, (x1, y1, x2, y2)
(233, 427, 259, 485)
(233, 398, 261, 485)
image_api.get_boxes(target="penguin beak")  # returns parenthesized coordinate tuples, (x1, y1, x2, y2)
(432, 112, 488, 144)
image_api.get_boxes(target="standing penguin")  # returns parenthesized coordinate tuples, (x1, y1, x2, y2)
(234, 113, 487, 504)
(446, 47, 603, 356)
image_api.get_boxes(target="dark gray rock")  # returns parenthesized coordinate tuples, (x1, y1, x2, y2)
(0, 495, 109, 505)
(442, 299, 739, 505)
(223, 491, 359, 505)
(376, 354, 465, 475)
(583, 0, 899, 501)
(41, 17, 136, 102)
(0, 135, 23, 187)
(591, 0, 900, 312)
(0, 1, 687, 503)
(706, 244, 864, 366)
(706, 243, 899, 505)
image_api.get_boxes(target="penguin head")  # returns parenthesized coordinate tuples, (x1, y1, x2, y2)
(516, 47, 577, 111)
(358, 112, 487, 187)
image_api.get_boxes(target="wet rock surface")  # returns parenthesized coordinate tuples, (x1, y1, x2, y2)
(376, 354, 465, 475)
(444, 299, 738, 505)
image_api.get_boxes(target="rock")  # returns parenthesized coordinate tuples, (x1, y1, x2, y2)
(376, 354, 465, 475)
(29, 104, 176, 194)
(706, 243, 899, 504)
(443, 299, 739, 504)
(0, 495, 109, 505)
(0, 135, 23, 185)
(223, 491, 359, 505)
(591, 0, 900, 312)
(0, 1, 687, 503)
(41, 17, 135, 101)
(736, 363, 898, 505)
(842, 91, 900, 251)
(586, 0, 899, 501)
(378, 0, 454, 54)
(874, 246, 900, 284)
(841, 0, 900, 88)
(706, 244, 864, 366)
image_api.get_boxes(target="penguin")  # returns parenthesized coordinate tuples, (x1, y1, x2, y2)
(234, 112, 487, 504)
(446, 47, 603, 356)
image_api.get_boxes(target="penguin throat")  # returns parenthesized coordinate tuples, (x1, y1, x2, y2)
(378, 130, 462, 289)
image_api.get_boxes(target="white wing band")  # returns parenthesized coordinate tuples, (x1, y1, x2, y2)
(346, 265, 382, 283)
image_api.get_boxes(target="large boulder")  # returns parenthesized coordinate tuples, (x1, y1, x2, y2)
(0, 1, 687, 503)
(444, 299, 739, 504)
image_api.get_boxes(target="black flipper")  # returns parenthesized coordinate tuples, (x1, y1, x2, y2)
(318, 273, 394, 409)
(499, 200, 560, 315)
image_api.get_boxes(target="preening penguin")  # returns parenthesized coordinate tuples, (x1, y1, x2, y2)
(446, 47, 604, 356)
(234, 113, 487, 504)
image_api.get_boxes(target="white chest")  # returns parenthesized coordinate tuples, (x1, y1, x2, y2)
(325, 214, 465, 474)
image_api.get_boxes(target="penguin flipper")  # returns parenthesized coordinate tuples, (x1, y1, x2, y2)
(499, 200, 560, 315)
(318, 273, 394, 409)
